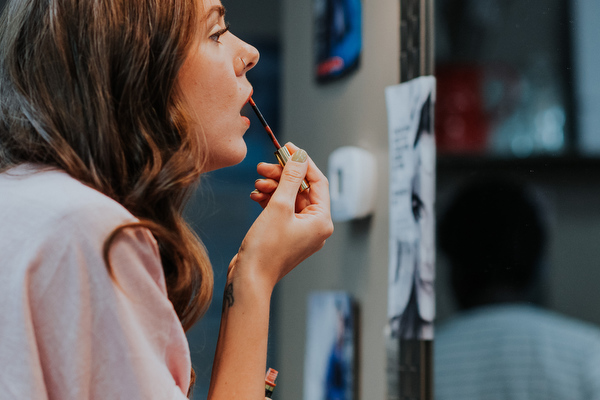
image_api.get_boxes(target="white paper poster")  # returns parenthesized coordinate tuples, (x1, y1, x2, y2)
(385, 76, 436, 340)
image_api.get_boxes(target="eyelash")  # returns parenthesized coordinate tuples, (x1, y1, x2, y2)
(411, 192, 425, 222)
(210, 24, 230, 43)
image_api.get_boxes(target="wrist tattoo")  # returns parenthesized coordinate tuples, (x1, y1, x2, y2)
(223, 282, 234, 311)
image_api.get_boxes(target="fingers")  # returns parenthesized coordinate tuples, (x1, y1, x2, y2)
(256, 162, 282, 181)
(284, 143, 330, 213)
(253, 143, 331, 216)
(251, 163, 280, 208)
(284, 143, 326, 184)
(269, 148, 309, 207)
(250, 178, 277, 209)
(250, 190, 271, 209)
(255, 178, 278, 194)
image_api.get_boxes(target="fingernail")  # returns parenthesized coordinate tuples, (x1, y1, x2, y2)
(255, 179, 263, 183)
(292, 149, 307, 163)
(250, 189, 260, 195)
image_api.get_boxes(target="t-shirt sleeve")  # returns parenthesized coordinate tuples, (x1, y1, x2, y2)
(26, 225, 192, 400)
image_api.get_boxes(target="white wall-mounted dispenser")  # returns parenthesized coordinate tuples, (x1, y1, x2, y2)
(327, 146, 377, 222)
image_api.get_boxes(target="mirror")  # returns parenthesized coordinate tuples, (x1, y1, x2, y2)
(435, 0, 574, 157)
(434, 0, 600, 397)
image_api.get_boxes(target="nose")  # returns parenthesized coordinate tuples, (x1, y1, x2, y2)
(238, 40, 260, 75)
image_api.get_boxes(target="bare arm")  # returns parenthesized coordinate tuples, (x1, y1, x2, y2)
(208, 144, 333, 399)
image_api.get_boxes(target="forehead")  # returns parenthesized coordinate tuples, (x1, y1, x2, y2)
(200, 0, 225, 20)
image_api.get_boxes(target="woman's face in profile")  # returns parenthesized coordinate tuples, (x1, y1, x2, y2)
(414, 131, 435, 279)
(178, 0, 260, 172)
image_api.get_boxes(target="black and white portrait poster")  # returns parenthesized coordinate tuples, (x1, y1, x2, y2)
(385, 76, 436, 341)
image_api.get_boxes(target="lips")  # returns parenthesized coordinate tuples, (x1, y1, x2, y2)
(240, 88, 253, 117)
(240, 89, 253, 128)
(245, 88, 253, 106)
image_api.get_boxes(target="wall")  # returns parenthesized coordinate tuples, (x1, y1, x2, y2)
(276, 1, 400, 399)
(222, 0, 280, 42)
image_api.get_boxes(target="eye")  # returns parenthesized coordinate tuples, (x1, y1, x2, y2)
(411, 192, 425, 222)
(209, 24, 230, 43)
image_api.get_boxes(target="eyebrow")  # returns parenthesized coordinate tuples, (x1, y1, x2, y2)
(201, 5, 226, 23)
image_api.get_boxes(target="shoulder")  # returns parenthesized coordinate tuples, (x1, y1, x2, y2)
(526, 306, 600, 344)
(0, 163, 158, 299)
(0, 164, 171, 300)
(0, 164, 136, 241)
(0, 165, 190, 397)
(437, 304, 600, 347)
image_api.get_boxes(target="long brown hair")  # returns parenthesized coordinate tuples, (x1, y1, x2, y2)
(0, 0, 213, 332)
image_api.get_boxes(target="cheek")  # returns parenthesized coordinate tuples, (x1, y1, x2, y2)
(179, 45, 240, 114)
(196, 74, 238, 123)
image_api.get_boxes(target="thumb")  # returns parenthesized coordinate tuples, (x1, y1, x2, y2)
(271, 148, 308, 204)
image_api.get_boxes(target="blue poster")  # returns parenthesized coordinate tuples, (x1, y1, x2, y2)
(314, 0, 362, 83)
(304, 292, 357, 400)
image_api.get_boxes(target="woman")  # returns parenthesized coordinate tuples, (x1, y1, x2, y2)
(0, 0, 333, 398)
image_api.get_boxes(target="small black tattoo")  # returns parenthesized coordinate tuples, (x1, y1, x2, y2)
(223, 282, 234, 311)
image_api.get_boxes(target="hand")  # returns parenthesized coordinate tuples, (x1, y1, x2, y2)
(232, 143, 333, 291)
(251, 143, 313, 213)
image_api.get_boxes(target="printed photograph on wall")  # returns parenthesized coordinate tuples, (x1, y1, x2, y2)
(386, 76, 436, 341)
(303, 292, 357, 400)
(385, 76, 436, 400)
(313, 0, 362, 83)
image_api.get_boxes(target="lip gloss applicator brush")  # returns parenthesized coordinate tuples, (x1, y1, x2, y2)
(248, 97, 310, 192)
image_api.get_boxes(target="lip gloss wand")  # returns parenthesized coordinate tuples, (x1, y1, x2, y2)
(248, 97, 310, 192)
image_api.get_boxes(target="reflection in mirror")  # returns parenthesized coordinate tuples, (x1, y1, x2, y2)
(434, 1, 600, 398)
(435, 0, 573, 157)
(435, 176, 600, 398)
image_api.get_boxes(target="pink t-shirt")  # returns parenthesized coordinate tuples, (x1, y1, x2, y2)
(0, 164, 191, 399)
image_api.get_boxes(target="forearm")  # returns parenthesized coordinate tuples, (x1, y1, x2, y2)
(208, 271, 273, 400)
(207, 148, 332, 398)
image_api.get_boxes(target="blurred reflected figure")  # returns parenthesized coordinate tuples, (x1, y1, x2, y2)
(435, 176, 600, 400)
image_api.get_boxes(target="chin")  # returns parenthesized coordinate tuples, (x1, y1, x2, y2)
(230, 143, 248, 165)
(205, 145, 247, 172)
(230, 149, 247, 167)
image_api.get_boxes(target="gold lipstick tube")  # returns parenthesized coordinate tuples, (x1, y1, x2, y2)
(275, 146, 310, 192)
